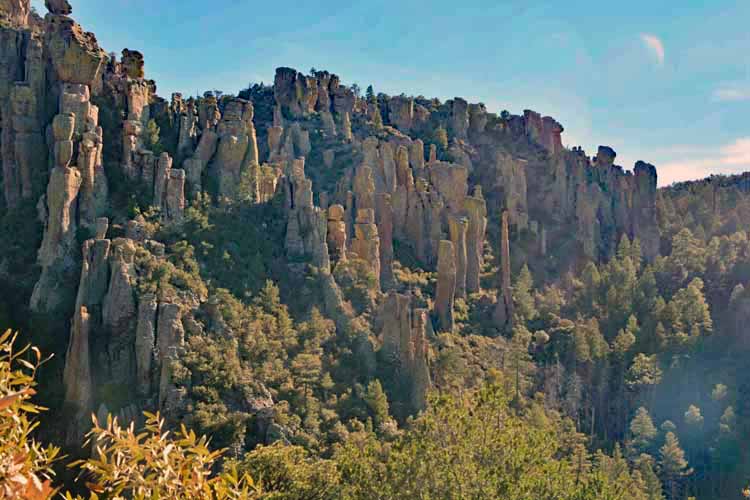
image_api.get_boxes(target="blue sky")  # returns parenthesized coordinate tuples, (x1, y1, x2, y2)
(33, 0, 750, 186)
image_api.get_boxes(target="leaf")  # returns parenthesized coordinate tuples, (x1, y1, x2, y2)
(85, 482, 105, 494)
(17, 358, 36, 370)
(0, 389, 33, 410)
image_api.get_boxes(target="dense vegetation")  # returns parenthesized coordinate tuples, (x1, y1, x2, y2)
(2, 330, 653, 499)
(3, 70, 750, 498)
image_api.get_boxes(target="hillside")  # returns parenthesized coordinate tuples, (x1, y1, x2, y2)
(0, 1, 749, 499)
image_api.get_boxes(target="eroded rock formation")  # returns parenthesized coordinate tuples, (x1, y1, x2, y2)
(435, 240, 456, 332)
(494, 211, 513, 330)
(350, 208, 381, 290)
(379, 292, 431, 413)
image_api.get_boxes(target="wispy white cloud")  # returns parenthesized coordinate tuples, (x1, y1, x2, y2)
(640, 33, 665, 66)
(712, 83, 750, 102)
(658, 137, 750, 185)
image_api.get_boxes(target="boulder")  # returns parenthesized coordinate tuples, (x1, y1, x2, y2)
(121, 48, 145, 79)
(45, 14, 107, 86)
(45, 0, 71, 15)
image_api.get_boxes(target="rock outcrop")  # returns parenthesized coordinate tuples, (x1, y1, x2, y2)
(0, 2, 672, 443)
(211, 97, 258, 199)
(448, 215, 468, 299)
(494, 211, 513, 330)
(464, 188, 487, 294)
(435, 240, 456, 332)
(62, 232, 194, 440)
(63, 305, 92, 444)
(45, 0, 72, 16)
(0, 0, 30, 26)
(274, 68, 355, 121)
(285, 158, 330, 269)
(375, 193, 394, 289)
(30, 145, 82, 311)
(350, 208, 381, 290)
(327, 204, 347, 263)
(379, 292, 431, 413)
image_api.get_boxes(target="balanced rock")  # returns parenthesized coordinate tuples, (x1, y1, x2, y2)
(45, 0, 72, 15)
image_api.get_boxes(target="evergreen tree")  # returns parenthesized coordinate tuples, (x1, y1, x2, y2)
(432, 125, 448, 151)
(579, 261, 601, 314)
(636, 456, 665, 500)
(684, 405, 704, 429)
(372, 108, 384, 129)
(514, 264, 537, 324)
(626, 354, 662, 400)
(671, 278, 712, 340)
(629, 407, 658, 456)
(630, 238, 643, 266)
(670, 228, 706, 278)
(144, 119, 163, 154)
(613, 327, 636, 356)
(659, 432, 691, 500)
(364, 379, 390, 429)
(617, 235, 633, 262)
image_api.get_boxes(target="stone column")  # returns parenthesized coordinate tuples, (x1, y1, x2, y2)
(351, 208, 381, 290)
(448, 215, 468, 299)
(327, 204, 347, 263)
(464, 190, 487, 294)
(135, 295, 157, 397)
(494, 211, 513, 330)
(435, 240, 456, 332)
(376, 193, 394, 289)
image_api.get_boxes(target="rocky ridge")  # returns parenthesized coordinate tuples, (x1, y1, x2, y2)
(0, 0, 661, 447)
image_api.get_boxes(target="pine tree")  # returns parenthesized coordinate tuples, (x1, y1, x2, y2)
(636, 456, 665, 500)
(719, 405, 735, 434)
(629, 407, 658, 456)
(514, 264, 537, 324)
(144, 118, 163, 154)
(670, 228, 706, 277)
(579, 261, 601, 314)
(364, 379, 390, 429)
(659, 432, 691, 500)
(372, 108, 384, 129)
(432, 126, 448, 151)
(671, 278, 712, 339)
(617, 235, 633, 262)
(683, 405, 704, 429)
(626, 354, 662, 409)
(613, 327, 636, 356)
(630, 238, 643, 266)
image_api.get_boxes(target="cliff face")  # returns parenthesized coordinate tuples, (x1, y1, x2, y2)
(0, 0, 661, 445)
